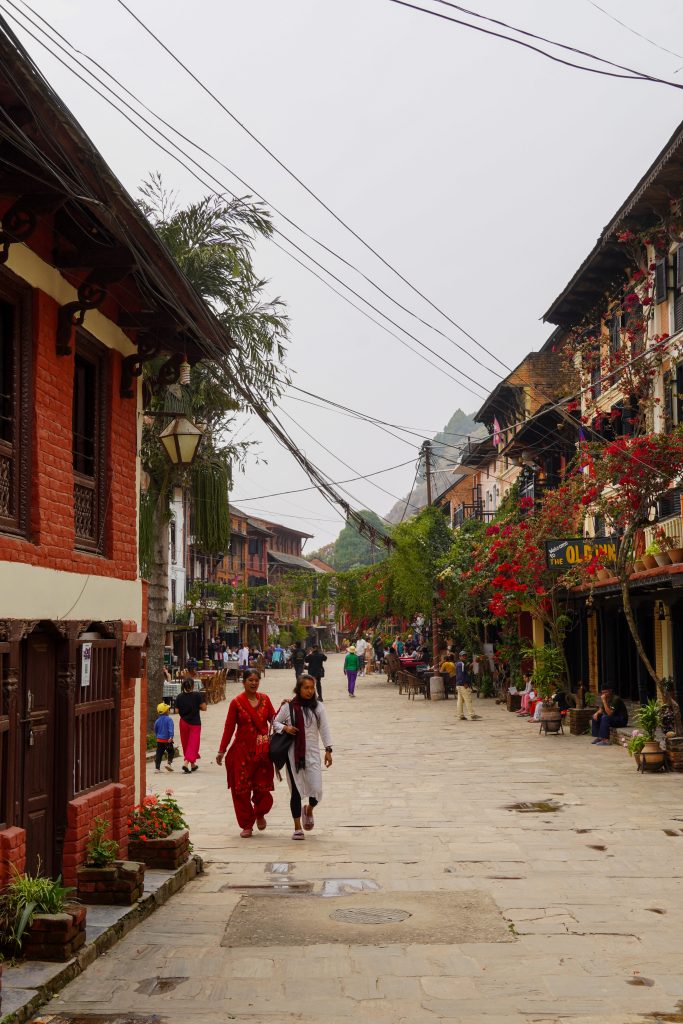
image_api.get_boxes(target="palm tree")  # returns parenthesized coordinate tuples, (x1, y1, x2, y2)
(138, 175, 288, 724)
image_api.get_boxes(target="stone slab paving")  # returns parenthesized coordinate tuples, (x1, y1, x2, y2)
(31, 655, 683, 1023)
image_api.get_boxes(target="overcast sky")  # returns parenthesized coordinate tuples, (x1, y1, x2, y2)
(9, 0, 683, 547)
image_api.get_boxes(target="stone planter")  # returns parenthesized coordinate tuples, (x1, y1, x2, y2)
(77, 860, 145, 905)
(128, 829, 190, 871)
(21, 903, 87, 962)
(568, 706, 594, 736)
(654, 552, 672, 567)
(642, 555, 658, 569)
(665, 736, 683, 772)
(668, 548, 683, 565)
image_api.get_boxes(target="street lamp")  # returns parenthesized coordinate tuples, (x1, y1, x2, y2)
(158, 415, 204, 466)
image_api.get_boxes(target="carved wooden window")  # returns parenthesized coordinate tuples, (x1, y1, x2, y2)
(0, 270, 31, 537)
(73, 637, 118, 795)
(72, 334, 108, 553)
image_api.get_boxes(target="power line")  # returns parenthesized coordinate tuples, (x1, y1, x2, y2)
(113, 0, 521, 379)
(585, 0, 683, 70)
(232, 456, 417, 502)
(394, 0, 683, 90)
(400, 453, 423, 524)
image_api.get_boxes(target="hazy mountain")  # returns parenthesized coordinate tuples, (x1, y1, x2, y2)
(385, 408, 483, 524)
(310, 408, 483, 568)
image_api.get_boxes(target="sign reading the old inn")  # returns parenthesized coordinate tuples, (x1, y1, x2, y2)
(545, 537, 617, 571)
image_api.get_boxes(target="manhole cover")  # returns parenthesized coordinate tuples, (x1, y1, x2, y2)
(329, 907, 411, 925)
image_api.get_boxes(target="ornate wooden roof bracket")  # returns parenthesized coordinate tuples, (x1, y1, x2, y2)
(0, 191, 66, 264)
(56, 266, 130, 356)
(120, 334, 164, 399)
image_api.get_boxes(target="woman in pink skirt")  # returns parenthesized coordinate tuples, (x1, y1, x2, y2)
(175, 678, 207, 773)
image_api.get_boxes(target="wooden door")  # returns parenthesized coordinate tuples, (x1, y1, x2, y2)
(22, 633, 56, 875)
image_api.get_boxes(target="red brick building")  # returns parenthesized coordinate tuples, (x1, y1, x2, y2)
(0, 25, 227, 884)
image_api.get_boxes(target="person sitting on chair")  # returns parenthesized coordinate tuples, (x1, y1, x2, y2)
(591, 685, 628, 746)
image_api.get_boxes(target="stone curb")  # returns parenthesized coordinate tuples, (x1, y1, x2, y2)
(0, 853, 204, 1024)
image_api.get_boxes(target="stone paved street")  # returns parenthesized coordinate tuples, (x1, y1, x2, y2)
(37, 655, 683, 1023)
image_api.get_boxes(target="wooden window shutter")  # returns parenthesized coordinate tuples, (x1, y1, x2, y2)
(609, 314, 621, 353)
(677, 245, 683, 289)
(676, 363, 683, 425)
(664, 369, 673, 427)
(655, 259, 667, 303)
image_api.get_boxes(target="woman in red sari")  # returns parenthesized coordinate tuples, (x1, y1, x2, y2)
(216, 671, 276, 838)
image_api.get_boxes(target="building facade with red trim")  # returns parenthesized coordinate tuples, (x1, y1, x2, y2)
(0, 22, 227, 885)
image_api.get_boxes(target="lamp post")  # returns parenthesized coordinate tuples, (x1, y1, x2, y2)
(158, 415, 204, 466)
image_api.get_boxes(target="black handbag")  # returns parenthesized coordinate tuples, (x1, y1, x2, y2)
(269, 702, 295, 770)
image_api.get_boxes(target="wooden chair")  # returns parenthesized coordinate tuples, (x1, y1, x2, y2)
(406, 673, 428, 700)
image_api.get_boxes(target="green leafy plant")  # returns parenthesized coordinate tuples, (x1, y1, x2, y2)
(636, 699, 664, 742)
(0, 866, 74, 950)
(583, 691, 596, 707)
(146, 731, 157, 752)
(128, 793, 187, 842)
(522, 643, 565, 702)
(644, 540, 662, 556)
(85, 817, 119, 868)
(626, 730, 646, 757)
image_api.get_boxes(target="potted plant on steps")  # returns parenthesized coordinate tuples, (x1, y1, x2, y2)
(128, 793, 190, 870)
(636, 699, 666, 772)
(526, 643, 566, 735)
(77, 817, 146, 906)
(0, 868, 84, 962)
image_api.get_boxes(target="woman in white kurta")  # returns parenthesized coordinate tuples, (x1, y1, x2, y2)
(273, 674, 333, 840)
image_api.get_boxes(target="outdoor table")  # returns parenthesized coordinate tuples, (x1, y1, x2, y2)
(163, 681, 181, 701)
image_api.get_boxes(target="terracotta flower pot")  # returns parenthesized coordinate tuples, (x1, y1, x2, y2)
(634, 559, 646, 572)
(654, 552, 672, 567)
(668, 548, 683, 564)
(640, 740, 665, 772)
(642, 555, 658, 569)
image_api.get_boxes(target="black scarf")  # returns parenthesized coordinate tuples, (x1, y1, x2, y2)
(293, 696, 318, 770)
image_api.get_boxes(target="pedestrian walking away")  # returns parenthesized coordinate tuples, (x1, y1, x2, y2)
(238, 643, 250, 670)
(153, 701, 175, 772)
(455, 650, 481, 721)
(273, 673, 333, 840)
(305, 644, 327, 701)
(344, 645, 360, 696)
(216, 670, 276, 838)
(355, 636, 368, 674)
(291, 641, 306, 679)
(175, 678, 207, 773)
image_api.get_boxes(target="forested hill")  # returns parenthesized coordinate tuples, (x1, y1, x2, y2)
(310, 408, 482, 569)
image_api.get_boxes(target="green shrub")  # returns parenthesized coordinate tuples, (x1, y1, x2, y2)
(85, 817, 119, 868)
(0, 867, 74, 950)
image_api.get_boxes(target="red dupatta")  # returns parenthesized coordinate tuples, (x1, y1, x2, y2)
(236, 691, 271, 759)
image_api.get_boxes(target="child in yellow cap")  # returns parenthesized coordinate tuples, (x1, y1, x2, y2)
(154, 702, 175, 772)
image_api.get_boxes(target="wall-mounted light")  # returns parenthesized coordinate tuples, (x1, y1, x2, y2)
(657, 601, 668, 622)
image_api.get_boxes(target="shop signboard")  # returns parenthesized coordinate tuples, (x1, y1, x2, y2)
(545, 536, 617, 571)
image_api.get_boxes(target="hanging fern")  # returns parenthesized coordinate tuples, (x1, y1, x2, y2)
(191, 459, 230, 555)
